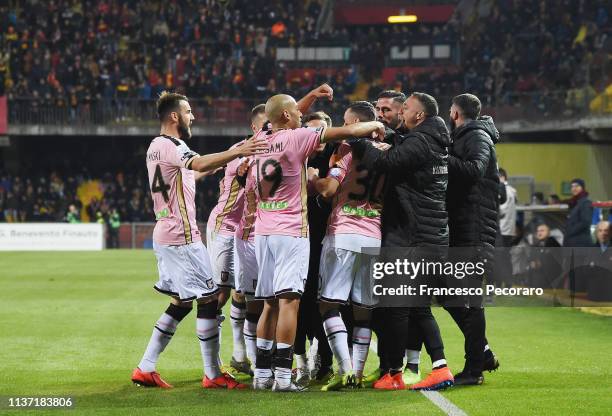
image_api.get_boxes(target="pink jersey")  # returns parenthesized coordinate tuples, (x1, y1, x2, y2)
(146, 134, 201, 245)
(235, 161, 258, 242)
(326, 142, 384, 240)
(252, 126, 325, 237)
(207, 142, 246, 237)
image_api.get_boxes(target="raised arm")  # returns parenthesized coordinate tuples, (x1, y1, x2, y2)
(297, 83, 334, 113)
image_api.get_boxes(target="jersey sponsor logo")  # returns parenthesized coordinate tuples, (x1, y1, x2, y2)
(432, 165, 448, 175)
(341, 204, 380, 217)
(155, 208, 170, 220)
(258, 200, 289, 211)
(205, 279, 215, 290)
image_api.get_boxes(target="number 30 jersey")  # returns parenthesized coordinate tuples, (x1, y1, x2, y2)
(146, 134, 201, 245)
(252, 126, 325, 238)
(326, 142, 384, 240)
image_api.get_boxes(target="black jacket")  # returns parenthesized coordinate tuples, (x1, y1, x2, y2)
(352, 116, 450, 247)
(564, 193, 593, 247)
(447, 116, 500, 247)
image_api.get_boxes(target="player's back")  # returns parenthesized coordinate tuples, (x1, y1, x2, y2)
(252, 126, 325, 237)
(327, 142, 384, 240)
(146, 135, 200, 245)
(208, 142, 246, 235)
(236, 163, 258, 242)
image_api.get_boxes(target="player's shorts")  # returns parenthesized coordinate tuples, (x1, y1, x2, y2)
(153, 241, 218, 302)
(206, 228, 235, 288)
(235, 237, 258, 301)
(318, 237, 378, 308)
(254, 235, 309, 299)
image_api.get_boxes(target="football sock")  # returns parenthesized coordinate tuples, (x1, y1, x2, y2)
(230, 299, 247, 362)
(244, 312, 259, 365)
(254, 338, 274, 379)
(216, 310, 224, 367)
(322, 309, 351, 375)
(197, 302, 221, 379)
(295, 353, 308, 370)
(274, 343, 294, 387)
(406, 349, 421, 373)
(432, 359, 447, 370)
(138, 304, 191, 372)
(352, 324, 372, 379)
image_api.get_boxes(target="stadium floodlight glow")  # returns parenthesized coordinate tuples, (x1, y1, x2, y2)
(388, 15, 418, 23)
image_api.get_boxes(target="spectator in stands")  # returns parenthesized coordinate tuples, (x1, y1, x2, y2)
(534, 223, 561, 248)
(584, 220, 612, 301)
(66, 204, 81, 223)
(528, 223, 563, 288)
(107, 208, 121, 249)
(498, 168, 517, 247)
(563, 178, 593, 247)
(4, 191, 18, 222)
(593, 220, 610, 252)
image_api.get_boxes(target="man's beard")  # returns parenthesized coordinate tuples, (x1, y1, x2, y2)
(178, 119, 191, 140)
(450, 118, 456, 132)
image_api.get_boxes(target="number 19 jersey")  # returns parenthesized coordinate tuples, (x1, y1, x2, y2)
(146, 134, 201, 245)
(252, 126, 325, 237)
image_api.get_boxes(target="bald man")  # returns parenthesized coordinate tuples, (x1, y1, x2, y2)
(251, 94, 384, 392)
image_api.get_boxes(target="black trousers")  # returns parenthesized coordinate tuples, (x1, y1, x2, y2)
(444, 306, 487, 374)
(294, 248, 333, 369)
(383, 306, 445, 371)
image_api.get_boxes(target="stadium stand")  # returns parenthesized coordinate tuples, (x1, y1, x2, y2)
(1, 0, 610, 126)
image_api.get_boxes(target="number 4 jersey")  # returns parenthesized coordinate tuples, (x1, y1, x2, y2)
(146, 134, 201, 245)
(251, 126, 326, 237)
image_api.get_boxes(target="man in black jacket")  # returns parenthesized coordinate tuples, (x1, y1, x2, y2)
(564, 178, 594, 293)
(351, 92, 454, 391)
(446, 93, 501, 385)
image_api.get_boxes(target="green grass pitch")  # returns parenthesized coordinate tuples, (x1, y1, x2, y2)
(1, 251, 611, 415)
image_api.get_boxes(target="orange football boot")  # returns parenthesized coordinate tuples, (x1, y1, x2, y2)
(131, 368, 173, 388)
(409, 367, 454, 391)
(202, 372, 249, 389)
(373, 372, 405, 390)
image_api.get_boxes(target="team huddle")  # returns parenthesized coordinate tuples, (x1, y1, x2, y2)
(132, 83, 500, 393)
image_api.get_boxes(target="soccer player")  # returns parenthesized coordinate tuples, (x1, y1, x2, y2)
(294, 111, 336, 386)
(251, 94, 385, 392)
(207, 84, 336, 377)
(309, 101, 385, 390)
(206, 133, 252, 377)
(131, 91, 267, 389)
(233, 104, 268, 371)
(351, 93, 454, 391)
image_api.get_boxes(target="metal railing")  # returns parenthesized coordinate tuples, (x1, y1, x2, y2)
(6, 90, 611, 128)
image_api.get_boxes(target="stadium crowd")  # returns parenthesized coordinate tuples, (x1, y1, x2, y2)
(1, 0, 610, 121)
(0, 168, 221, 224)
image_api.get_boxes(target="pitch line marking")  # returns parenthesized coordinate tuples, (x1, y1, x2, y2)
(369, 341, 468, 416)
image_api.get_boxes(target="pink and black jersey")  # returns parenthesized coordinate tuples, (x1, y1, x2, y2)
(252, 126, 325, 237)
(146, 134, 201, 245)
(235, 161, 258, 242)
(207, 141, 246, 237)
(326, 142, 384, 240)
